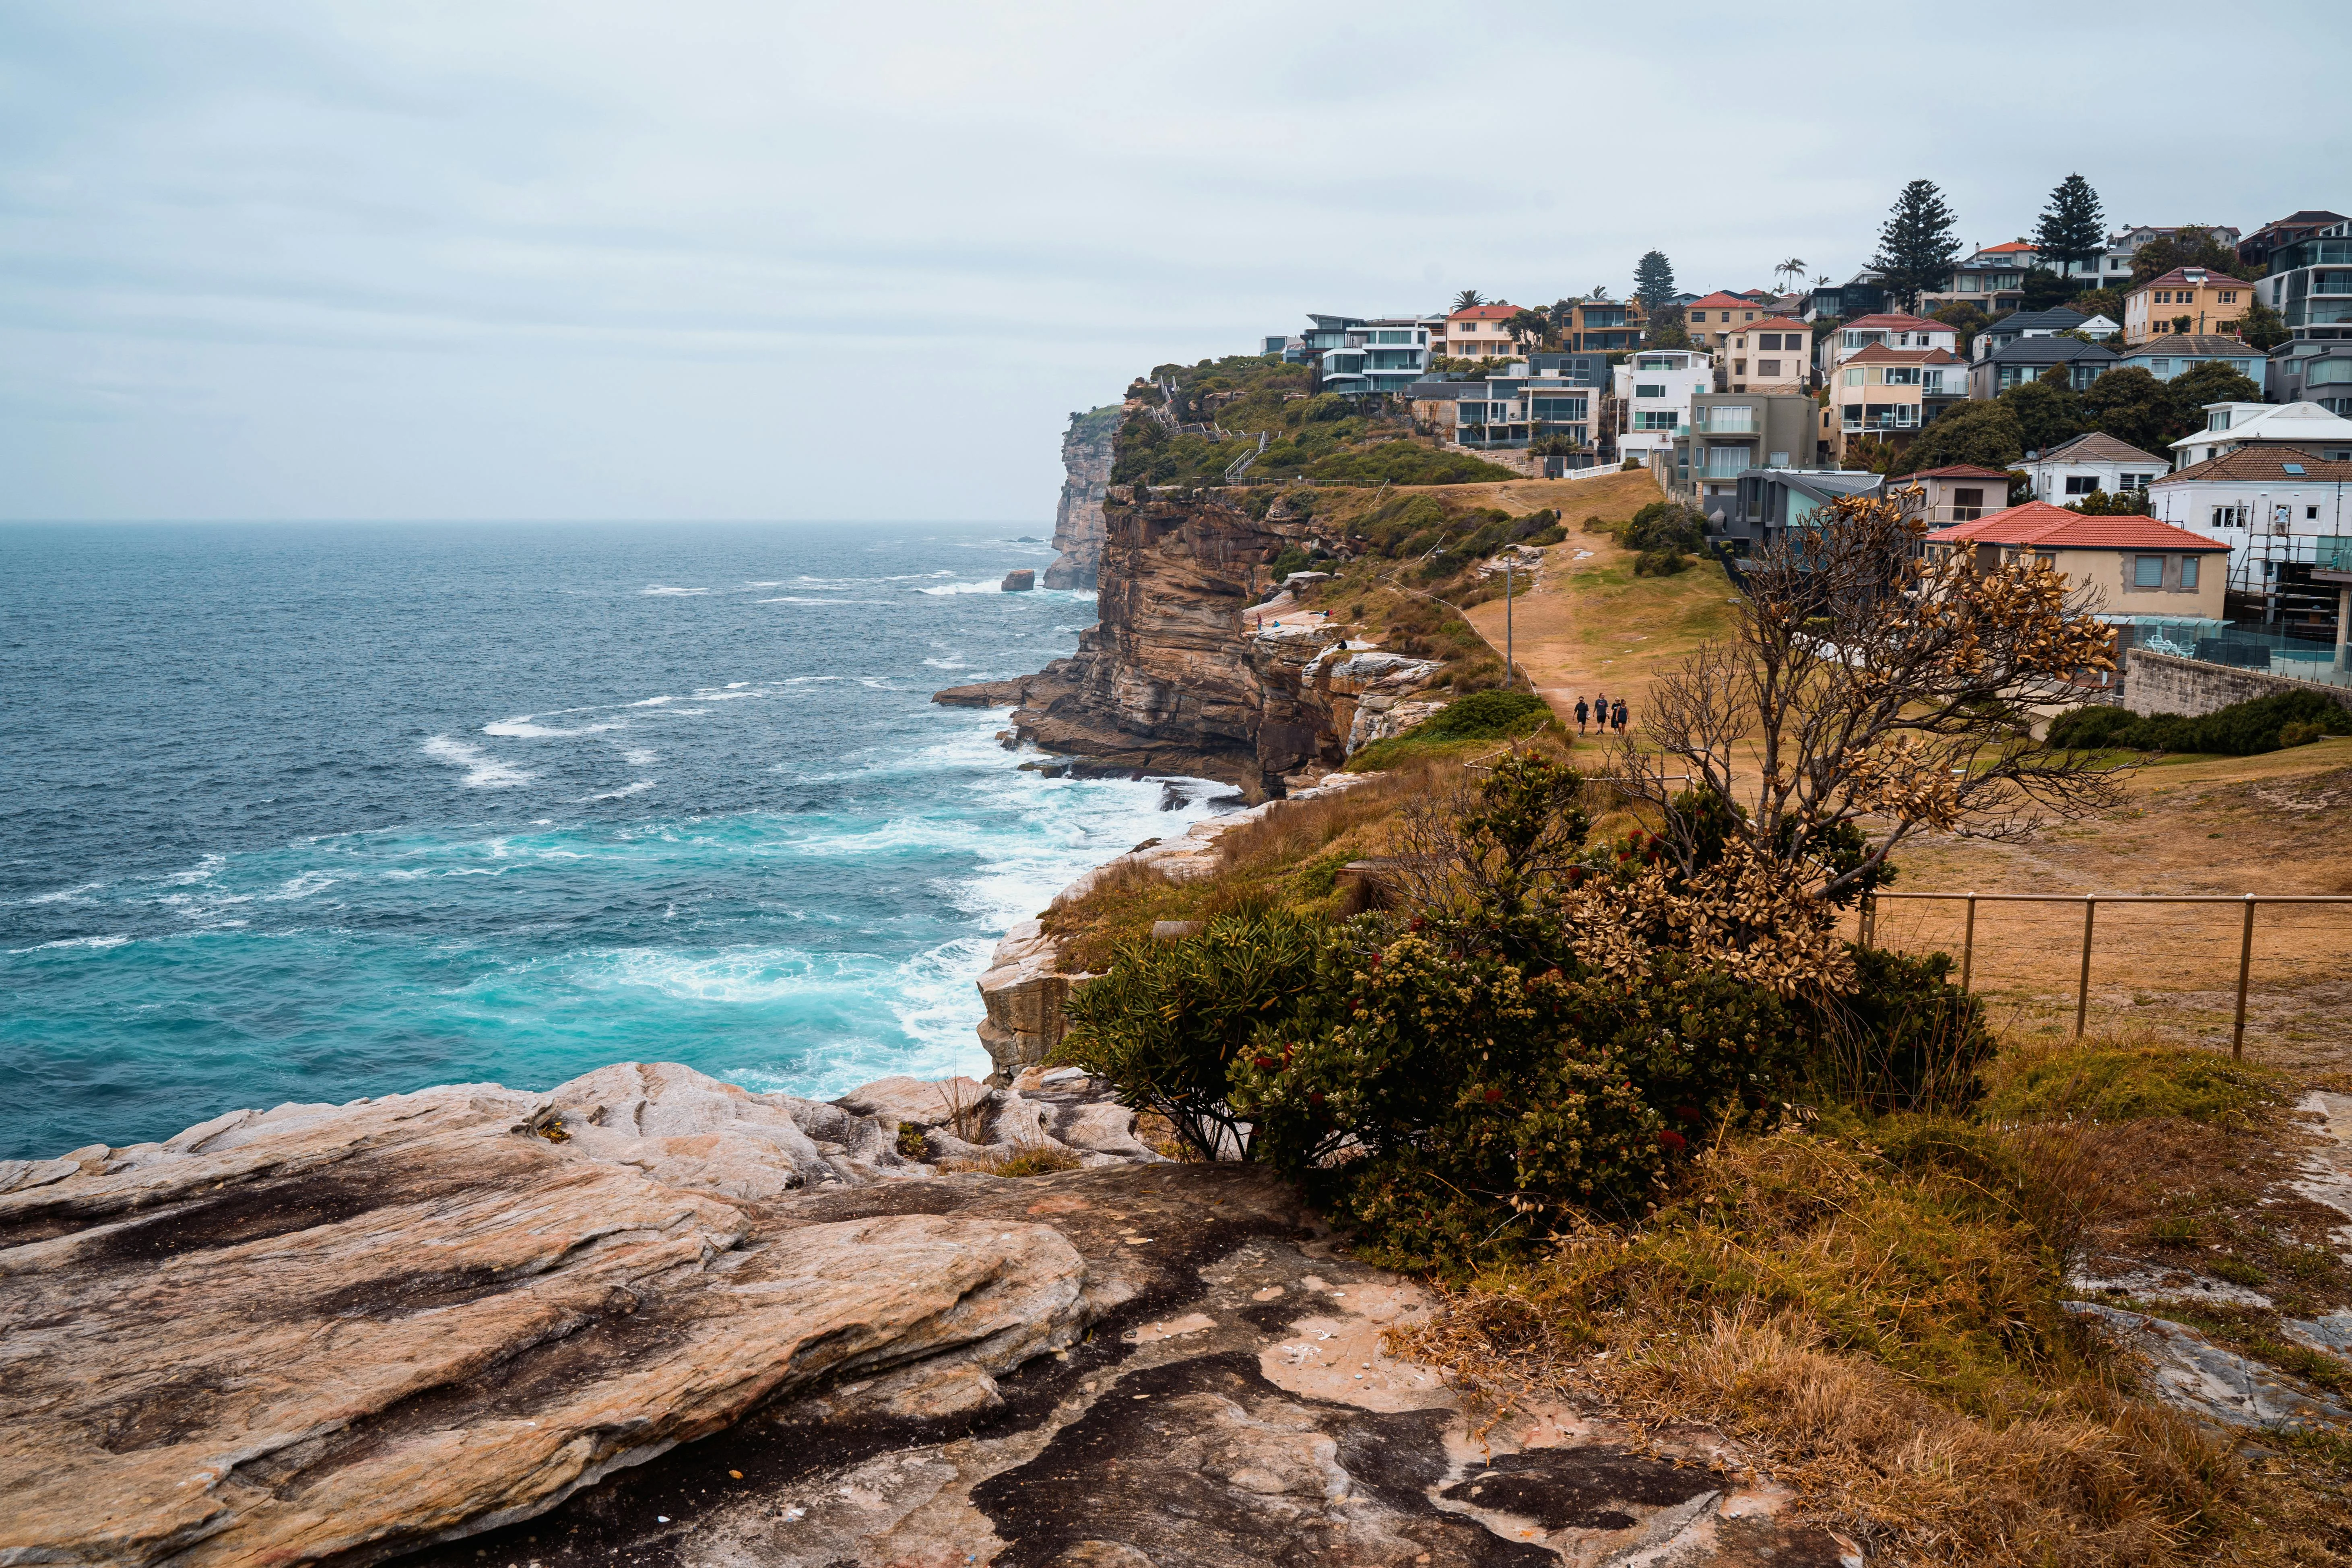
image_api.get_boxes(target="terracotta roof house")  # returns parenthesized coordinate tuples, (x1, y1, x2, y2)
(1821, 314, 1961, 378)
(1435, 303, 1528, 361)
(2169, 401, 2352, 469)
(2124, 267, 2253, 343)
(2020, 433, 2170, 505)
(1721, 318, 1810, 393)
(1926, 502, 2228, 621)
(1682, 292, 1779, 353)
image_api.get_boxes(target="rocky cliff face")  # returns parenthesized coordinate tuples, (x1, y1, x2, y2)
(2, 1063, 1851, 1567)
(939, 487, 1438, 799)
(1040, 405, 1120, 590)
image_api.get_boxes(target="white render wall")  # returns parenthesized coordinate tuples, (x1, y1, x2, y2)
(2148, 477, 2352, 579)
(2023, 458, 2165, 503)
(1612, 353, 1714, 460)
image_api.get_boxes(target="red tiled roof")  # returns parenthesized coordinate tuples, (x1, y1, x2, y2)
(2154, 446, 2352, 485)
(1685, 291, 1766, 311)
(1974, 241, 2038, 255)
(1925, 501, 2228, 551)
(1729, 317, 1805, 337)
(1448, 303, 1520, 320)
(1893, 464, 2013, 481)
(2131, 267, 2243, 294)
(1844, 344, 1963, 365)
(1842, 313, 1953, 333)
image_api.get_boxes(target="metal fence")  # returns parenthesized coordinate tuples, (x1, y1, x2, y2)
(1853, 891, 2352, 1058)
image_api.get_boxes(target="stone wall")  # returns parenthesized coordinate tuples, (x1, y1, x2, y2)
(1041, 405, 1119, 590)
(2123, 648, 2352, 719)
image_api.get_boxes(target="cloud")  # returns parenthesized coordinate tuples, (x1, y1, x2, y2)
(0, 0, 2345, 520)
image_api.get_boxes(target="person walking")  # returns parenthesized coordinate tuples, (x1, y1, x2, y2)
(1574, 696, 1589, 734)
(1612, 698, 1628, 733)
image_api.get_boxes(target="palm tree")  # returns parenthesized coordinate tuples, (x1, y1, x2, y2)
(1776, 257, 1808, 294)
(1452, 289, 1486, 311)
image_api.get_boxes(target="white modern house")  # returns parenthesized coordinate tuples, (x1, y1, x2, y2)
(2168, 401, 2352, 470)
(2150, 446, 2352, 576)
(2020, 433, 2169, 503)
(1611, 348, 1714, 464)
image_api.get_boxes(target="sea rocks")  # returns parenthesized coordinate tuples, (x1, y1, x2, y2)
(1002, 569, 1036, 592)
(0, 1063, 1133, 1568)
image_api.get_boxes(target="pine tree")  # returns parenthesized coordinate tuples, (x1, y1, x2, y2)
(1633, 251, 1677, 312)
(2032, 174, 2106, 276)
(1871, 180, 1962, 312)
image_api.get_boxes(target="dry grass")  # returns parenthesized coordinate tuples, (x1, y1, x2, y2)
(1385, 1032, 2352, 1565)
(1857, 743, 2352, 1071)
(963, 1141, 1084, 1178)
(1388, 1124, 2292, 1566)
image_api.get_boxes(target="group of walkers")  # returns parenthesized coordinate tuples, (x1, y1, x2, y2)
(1574, 693, 1628, 736)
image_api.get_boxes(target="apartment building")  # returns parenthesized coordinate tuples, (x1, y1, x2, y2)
(1432, 303, 1527, 361)
(1665, 392, 1819, 514)
(2254, 217, 2352, 344)
(1919, 241, 2036, 317)
(1273, 314, 1432, 394)
(1831, 344, 1966, 462)
(2268, 341, 2352, 415)
(1721, 319, 1810, 393)
(1681, 292, 1778, 354)
(1609, 349, 1714, 464)
(2168, 402, 2352, 470)
(1566, 298, 1644, 351)
(1816, 313, 1959, 378)
(2123, 267, 2251, 343)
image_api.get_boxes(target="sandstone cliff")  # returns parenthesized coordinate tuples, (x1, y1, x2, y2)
(1, 1063, 1849, 1567)
(1040, 405, 1119, 590)
(939, 487, 1438, 799)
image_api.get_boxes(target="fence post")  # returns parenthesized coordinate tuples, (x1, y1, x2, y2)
(1960, 894, 1977, 993)
(2232, 894, 2256, 1061)
(2074, 896, 2096, 1040)
(1859, 892, 1875, 949)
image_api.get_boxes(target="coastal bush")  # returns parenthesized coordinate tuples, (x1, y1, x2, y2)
(2046, 690, 2352, 756)
(1632, 546, 1688, 577)
(1344, 689, 1553, 771)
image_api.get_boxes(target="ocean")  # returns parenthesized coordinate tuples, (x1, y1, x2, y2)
(0, 521, 1217, 1163)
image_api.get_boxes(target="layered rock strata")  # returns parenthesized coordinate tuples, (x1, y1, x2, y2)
(2, 1061, 1852, 1567)
(937, 487, 1439, 798)
(1040, 405, 1119, 590)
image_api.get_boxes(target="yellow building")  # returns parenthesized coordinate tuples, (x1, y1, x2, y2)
(1432, 303, 1525, 361)
(1722, 317, 1809, 393)
(1923, 502, 2228, 621)
(2122, 267, 2250, 343)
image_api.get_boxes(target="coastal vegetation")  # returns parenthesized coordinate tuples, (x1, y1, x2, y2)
(1043, 487, 2352, 1562)
(1109, 353, 1518, 489)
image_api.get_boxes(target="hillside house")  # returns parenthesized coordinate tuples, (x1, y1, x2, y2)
(2019, 433, 2168, 503)
(1721, 319, 1811, 393)
(1890, 464, 2013, 526)
(1925, 503, 2228, 625)
(2168, 402, 2352, 470)
(1832, 344, 1966, 460)
(2123, 267, 2251, 343)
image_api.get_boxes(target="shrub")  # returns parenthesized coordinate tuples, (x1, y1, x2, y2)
(1811, 948, 1996, 1112)
(1977, 1040, 2284, 1126)
(1053, 908, 1323, 1160)
(1633, 547, 1690, 576)
(2046, 690, 2351, 755)
(895, 1122, 928, 1160)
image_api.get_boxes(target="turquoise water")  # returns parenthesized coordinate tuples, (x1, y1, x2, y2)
(1, 522, 1218, 1161)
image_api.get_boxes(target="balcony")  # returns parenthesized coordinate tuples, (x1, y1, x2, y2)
(2317, 536, 2352, 580)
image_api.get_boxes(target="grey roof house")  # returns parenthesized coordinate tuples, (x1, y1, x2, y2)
(2115, 334, 2267, 385)
(1967, 336, 2120, 400)
(1974, 307, 2093, 359)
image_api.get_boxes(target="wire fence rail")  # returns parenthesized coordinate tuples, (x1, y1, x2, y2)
(1853, 891, 2352, 1059)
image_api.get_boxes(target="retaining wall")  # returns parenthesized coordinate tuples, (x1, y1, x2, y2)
(2123, 648, 2352, 719)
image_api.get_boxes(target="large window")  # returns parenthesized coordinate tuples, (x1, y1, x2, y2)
(1758, 359, 1782, 377)
(2064, 476, 2098, 495)
(2182, 556, 2200, 589)
(1843, 367, 1864, 386)
(1531, 396, 1588, 421)
(2134, 555, 2166, 588)
(2210, 505, 2245, 528)
(1633, 411, 1679, 430)
(1635, 382, 1667, 398)
(1704, 405, 1755, 432)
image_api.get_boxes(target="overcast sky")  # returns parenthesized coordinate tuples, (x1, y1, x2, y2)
(4, 2, 2346, 523)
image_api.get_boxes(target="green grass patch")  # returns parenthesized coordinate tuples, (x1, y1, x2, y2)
(1346, 691, 1560, 772)
(1978, 1041, 2285, 1126)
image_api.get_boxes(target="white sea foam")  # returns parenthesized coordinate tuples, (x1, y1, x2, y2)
(161, 854, 227, 887)
(621, 747, 659, 766)
(483, 718, 625, 739)
(921, 656, 968, 670)
(22, 934, 133, 953)
(422, 736, 535, 789)
(583, 780, 657, 801)
(915, 580, 1004, 596)
(628, 695, 675, 708)
(267, 871, 336, 901)
(641, 584, 709, 596)
(23, 881, 105, 906)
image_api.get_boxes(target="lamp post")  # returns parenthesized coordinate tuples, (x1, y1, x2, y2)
(1505, 561, 1515, 690)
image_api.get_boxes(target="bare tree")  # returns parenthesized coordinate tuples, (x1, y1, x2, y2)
(1617, 490, 2125, 904)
